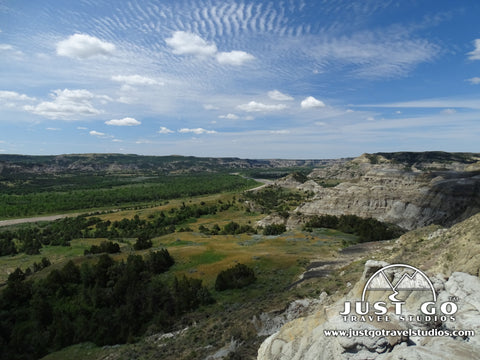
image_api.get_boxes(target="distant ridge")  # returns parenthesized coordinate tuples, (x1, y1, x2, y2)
(0, 153, 348, 176)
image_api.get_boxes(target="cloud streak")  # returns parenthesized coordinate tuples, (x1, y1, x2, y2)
(178, 128, 217, 134)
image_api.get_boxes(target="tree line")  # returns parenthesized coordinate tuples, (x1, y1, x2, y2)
(0, 173, 257, 218)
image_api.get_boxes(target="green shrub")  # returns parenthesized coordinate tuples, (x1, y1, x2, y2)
(262, 224, 286, 236)
(215, 263, 256, 291)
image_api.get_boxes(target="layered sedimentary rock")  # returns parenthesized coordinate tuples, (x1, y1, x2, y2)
(257, 261, 480, 360)
(296, 153, 480, 230)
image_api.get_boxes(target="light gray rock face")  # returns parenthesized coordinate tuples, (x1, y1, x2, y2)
(257, 263, 480, 360)
(296, 155, 480, 230)
(252, 296, 327, 337)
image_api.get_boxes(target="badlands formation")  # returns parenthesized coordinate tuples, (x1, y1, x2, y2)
(257, 152, 480, 359)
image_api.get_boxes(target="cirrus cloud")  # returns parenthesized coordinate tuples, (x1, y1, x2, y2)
(105, 117, 141, 126)
(56, 34, 115, 59)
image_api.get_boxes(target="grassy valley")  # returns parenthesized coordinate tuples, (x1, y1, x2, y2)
(0, 155, 364, 360)
(1, 152, 475, 360)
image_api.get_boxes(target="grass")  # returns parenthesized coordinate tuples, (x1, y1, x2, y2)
(40, 343, 113, 360)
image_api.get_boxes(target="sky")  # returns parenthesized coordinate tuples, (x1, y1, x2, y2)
(0, 0, 479, 159)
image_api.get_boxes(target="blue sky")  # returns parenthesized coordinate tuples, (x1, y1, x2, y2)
(0, 0, 479, 159)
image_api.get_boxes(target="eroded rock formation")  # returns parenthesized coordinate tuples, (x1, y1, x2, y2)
(296, 152, 480, 230)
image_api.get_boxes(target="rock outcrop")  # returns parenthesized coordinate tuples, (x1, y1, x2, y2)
(296, 152, 480, 230)
(257, 261, 480, 360)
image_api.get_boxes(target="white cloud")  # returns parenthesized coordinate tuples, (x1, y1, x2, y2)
(364, 98, 480, 109)
(219, 113, 239, 120)
(105, 117, 141, 126)
(237, 101, 288, 112)
(467, 39, 480, 60)
(165, 31, 217, 57)
(77, 126, 88, 130)
(270, 130, 290, 134)
(442, 108, 456, 115)
(216, 51, 255, 66)
(301, 96, 325, 109)
(165, 31, 254, 66)
(56, 34, 115, 59)
(315, 122, 327, 126)
(178, 128, 217, 134)
(158, 126, 174, 134)
(46, 127, 60, 131)
(466, 77, 480, 84)
(0, 90, 35, 102)
(366, 116, 375, 121)
(0, 44, 13, 51)
(0, 44, 23, 56)
(204, 104, 219, 110)
(89, 130, 105, 137)
(268, 90, 294, 101)
(24, 89, 102, 119)
(111, 75, 160, 86)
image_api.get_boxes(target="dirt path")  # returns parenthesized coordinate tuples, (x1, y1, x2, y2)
(0, 213, 80, 227)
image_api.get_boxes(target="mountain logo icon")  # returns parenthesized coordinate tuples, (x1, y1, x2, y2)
(361, 264, 436, 303)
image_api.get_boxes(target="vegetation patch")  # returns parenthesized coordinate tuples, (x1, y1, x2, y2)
(190, 250, 226, 265)
(304, 214, 405, 242)
(0, 173, 258, 219)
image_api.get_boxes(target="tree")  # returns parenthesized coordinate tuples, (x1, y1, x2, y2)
(146, 249, 174, 274)
(134, 234, 153, 251)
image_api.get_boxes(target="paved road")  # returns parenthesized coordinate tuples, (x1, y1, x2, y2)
(0, 213, 79, 227)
